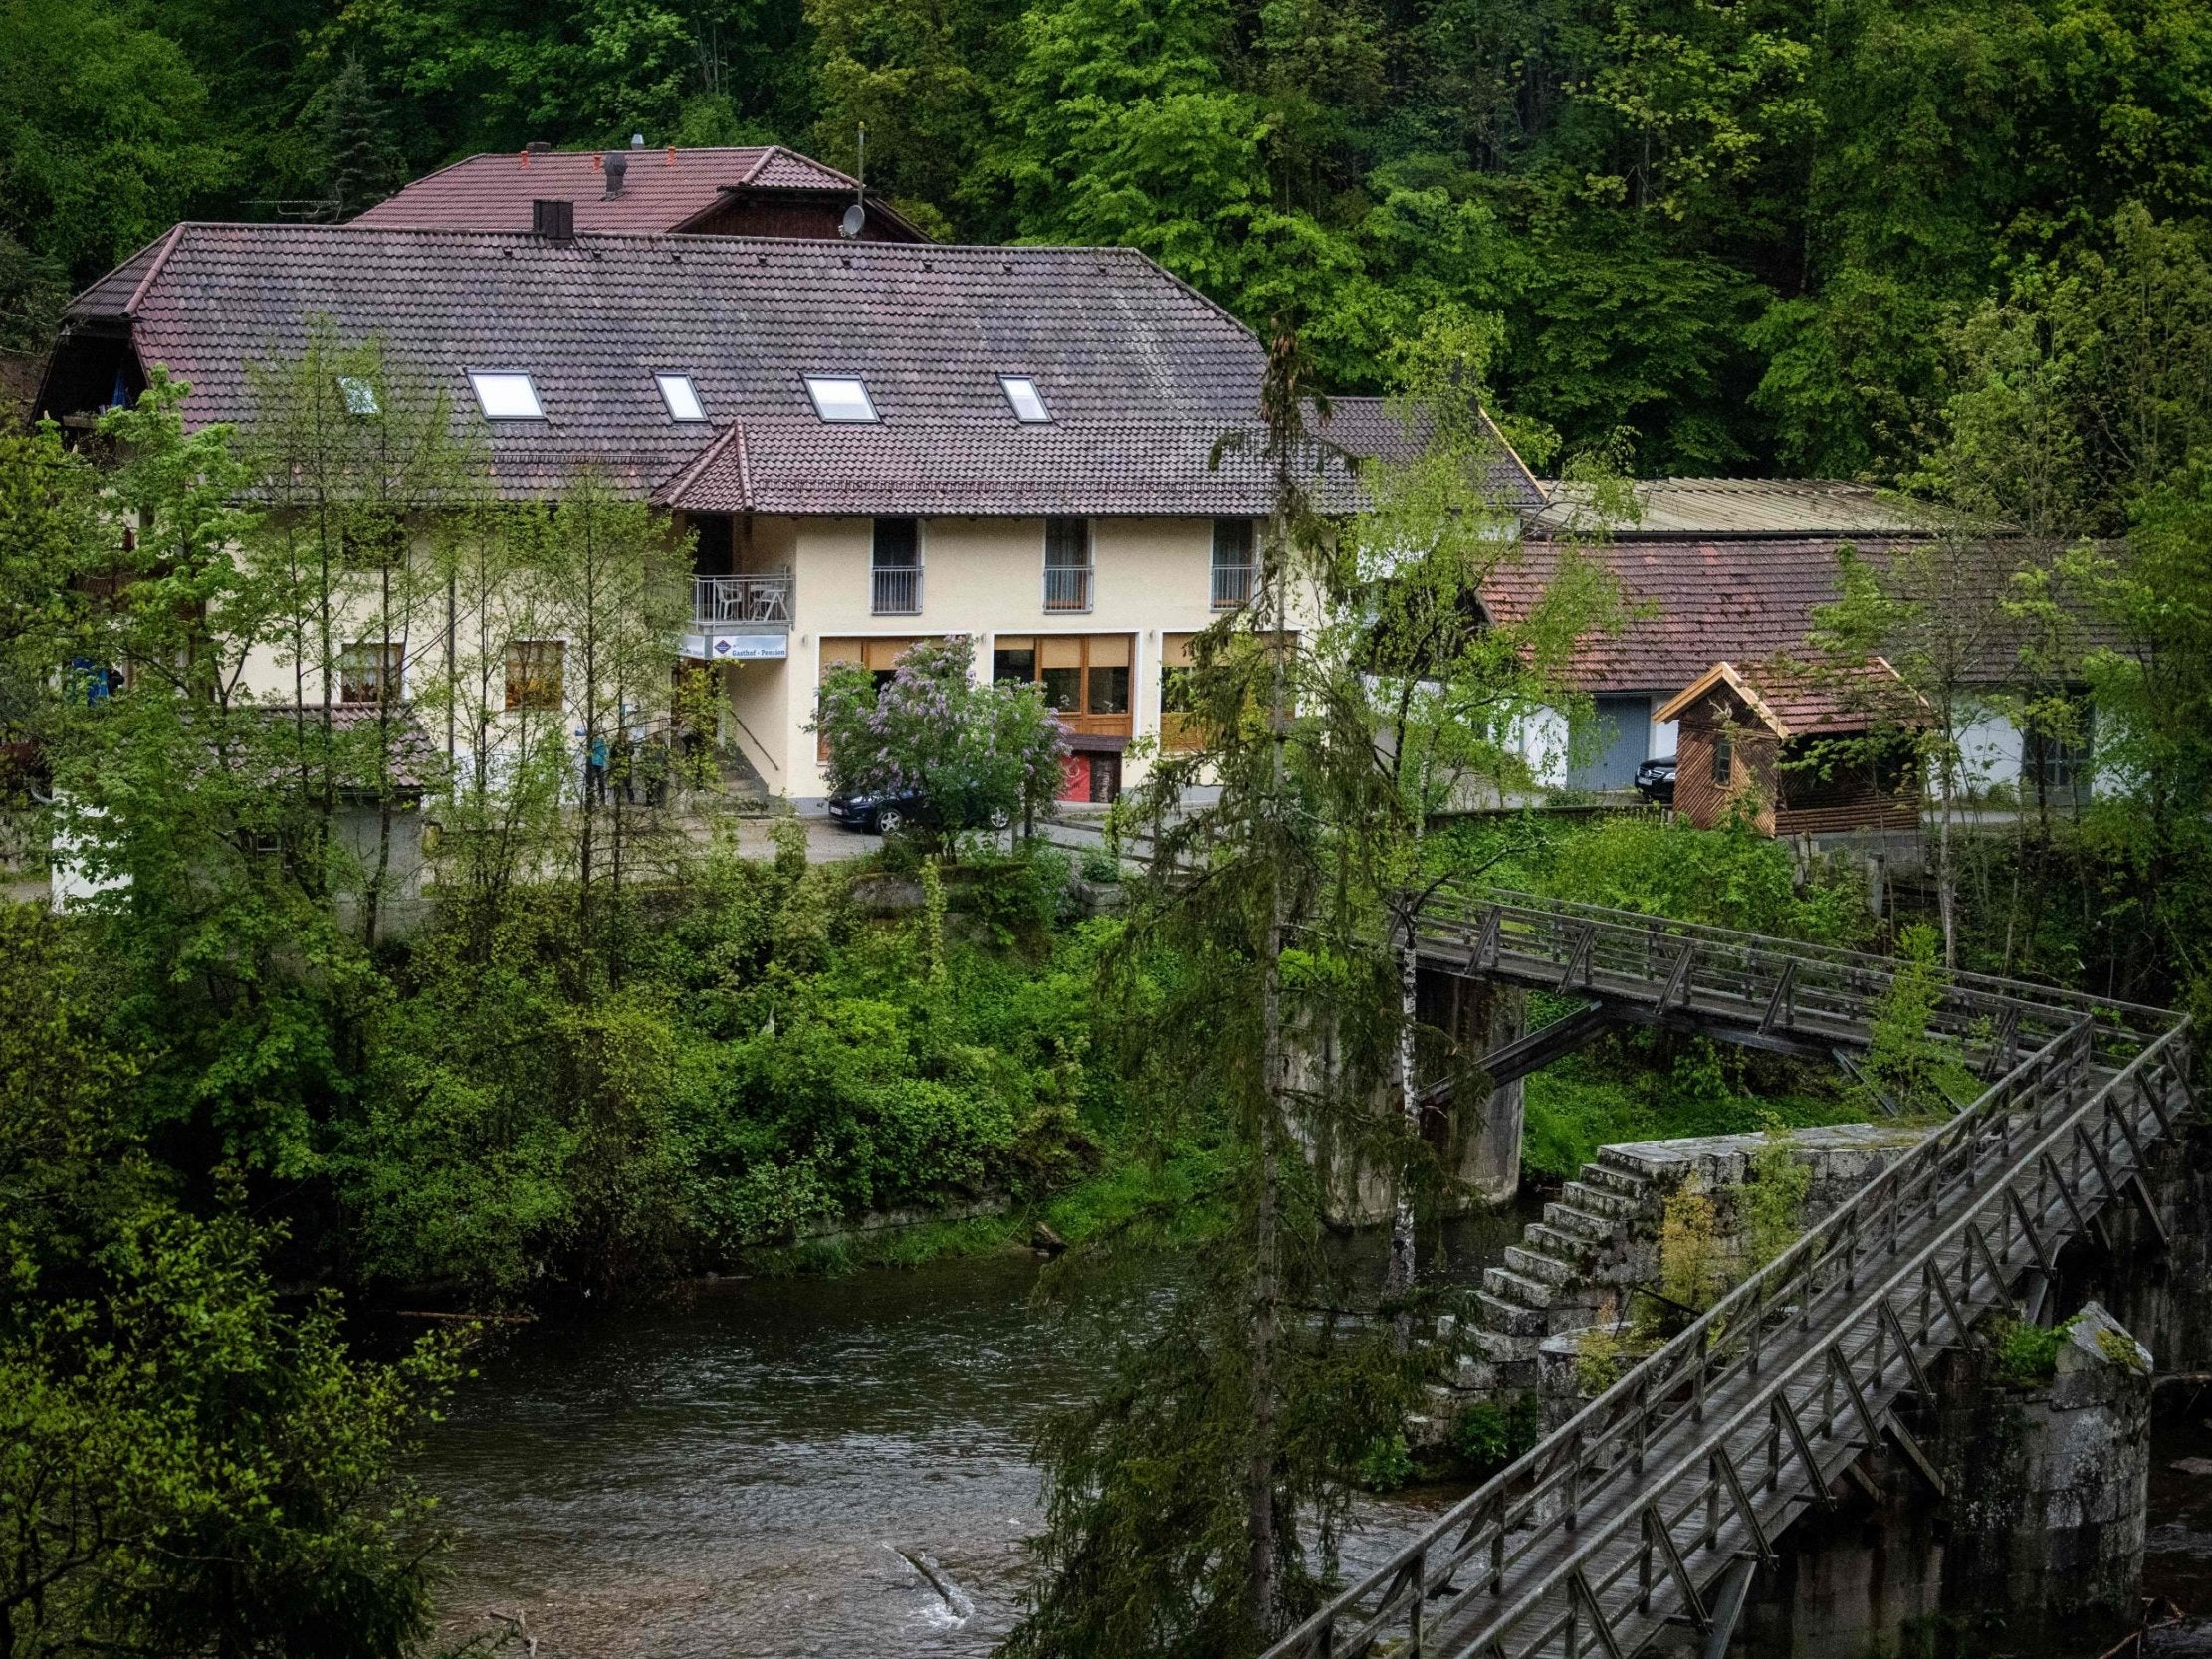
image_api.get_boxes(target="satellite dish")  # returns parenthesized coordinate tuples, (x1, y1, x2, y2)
(839, 203, 865, 239)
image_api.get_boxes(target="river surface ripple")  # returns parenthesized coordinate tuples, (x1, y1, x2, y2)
(415, 1213, 1525, 1658)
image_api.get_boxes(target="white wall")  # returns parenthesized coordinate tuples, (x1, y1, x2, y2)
(1511, 707, 1570, 790)
(1956, 706, 2025, 793)
(774, 515, 1287, 801)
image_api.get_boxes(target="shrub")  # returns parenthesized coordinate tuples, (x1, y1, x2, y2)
(1452, 1393, 1540, 1475)
(1994, 1317, 2073, 1386)
(1535, 814, 1872, 943)
(810, 635, 1065, 853)
(1356, 1432, 1415, 1492)
(1658, 1175, 1727, 1314)
(1742, 1118, 1812, 1272)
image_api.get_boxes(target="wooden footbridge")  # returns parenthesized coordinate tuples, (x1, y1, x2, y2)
(1268, 890, 2194, 1659)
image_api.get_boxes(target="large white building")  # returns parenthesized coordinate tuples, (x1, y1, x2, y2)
(40, 146, 2075, 819)
(39, 170, 1532, 806)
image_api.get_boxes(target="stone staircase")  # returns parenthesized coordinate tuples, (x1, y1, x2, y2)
(1468, 1148, 1657, 1393)
(1458, 1124, 1928, 1398)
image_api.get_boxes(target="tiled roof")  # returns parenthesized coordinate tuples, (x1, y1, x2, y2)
(1303, 397, 1546, 516)
(349, 145, 858, 235)
(1485, 533, 2046, 695)
(67, 223, 1541, 515)
(1482, 536, 1889, 694)
(1655, 658, 1927, 737)
(651, 399, 1517, 517)
(1529, 477, 1944, 538)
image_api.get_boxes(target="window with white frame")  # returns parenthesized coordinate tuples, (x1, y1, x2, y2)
(1211, 518, 1256, 609)
(999, 376, 1050, 422)
(468, 370, 544, 420)
(871, 518, 921, 614)
(656, 374, 706, 422)
(337, 376, 379, 416)
(805, 376, 878, 422)
(1043, 517, 1092, 612)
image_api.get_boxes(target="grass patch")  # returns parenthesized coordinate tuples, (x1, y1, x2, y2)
(1521, 1048, 1870, 1184)
(736, 1143, 1233, 1276)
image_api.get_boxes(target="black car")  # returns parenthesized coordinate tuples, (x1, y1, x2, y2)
(1635, 756, 1677, 805)
(826, 788, 1013, 836)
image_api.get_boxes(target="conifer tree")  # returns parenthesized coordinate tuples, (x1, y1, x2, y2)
(321, 55, 401, 220)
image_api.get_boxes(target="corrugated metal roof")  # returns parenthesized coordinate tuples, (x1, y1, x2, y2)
(1530, 477, 1943, 537)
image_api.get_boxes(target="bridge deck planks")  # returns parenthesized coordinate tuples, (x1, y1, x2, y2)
(1272, 893, 2191, 1659)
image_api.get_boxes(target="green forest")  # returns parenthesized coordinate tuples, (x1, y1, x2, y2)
(7, 0, 2212, 1655)
(8, 0, 2212, 473)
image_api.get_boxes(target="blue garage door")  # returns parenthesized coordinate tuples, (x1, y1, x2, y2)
(1569, 696, 1651, 790)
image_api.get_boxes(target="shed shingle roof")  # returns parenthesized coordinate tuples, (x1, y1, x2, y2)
(349, 145, 861, 235)
(1655, 658, 1927, 737)
(1484, 532, 2057, 696)
(66, 223, 1542, 516)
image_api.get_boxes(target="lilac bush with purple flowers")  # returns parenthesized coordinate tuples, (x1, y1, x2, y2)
(812, 635, 1067, 852)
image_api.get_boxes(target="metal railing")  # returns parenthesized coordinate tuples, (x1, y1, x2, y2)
(871, 565, 922, 616)
(1044, 564, 1093, 612)
(1265, 891, 2191, 1659)
(693, 574, 792, 628)
(1212, 561, 1257, 610)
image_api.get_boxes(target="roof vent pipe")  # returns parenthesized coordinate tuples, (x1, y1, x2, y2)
(630, 132, 645, 148)
(527, 140, 552, 155)
(603, 151, 627, 197)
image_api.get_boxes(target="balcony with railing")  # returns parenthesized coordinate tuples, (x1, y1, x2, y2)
(682, 573, 794, 662)
(693, 574, 793, 629)
(871, 565, 922, 615)
(1211, 560, 1256, 610)
(1043, 564, 1093, 613)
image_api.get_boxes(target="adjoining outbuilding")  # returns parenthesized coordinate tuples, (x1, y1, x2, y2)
(1655, 656, 1926, 836)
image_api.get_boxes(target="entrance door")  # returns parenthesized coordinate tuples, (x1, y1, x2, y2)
(1568, 696, 1651, 790)
(1088, 752, 1121, 803)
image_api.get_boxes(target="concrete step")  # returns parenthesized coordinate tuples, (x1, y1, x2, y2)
(1470, 1325, 1537, 1363)
(1477, 1290, 1549, 1338)
(1503, 1245, 1577, 1287)
(1483, 1266, 1560, 1309)
(1544, 1201, 1618, 1243)
(1522, 1222, 1600, 1266)
(1562, 1179, 1642, 1220)
(1581, 1160, 1650, 1201)
(1595, 1144, 1664, 1184)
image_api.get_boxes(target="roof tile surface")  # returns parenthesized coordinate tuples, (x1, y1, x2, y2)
(74, 223, 1541, 516)
(349, 146, 856, 235)
(1485, 536, 1911, 694)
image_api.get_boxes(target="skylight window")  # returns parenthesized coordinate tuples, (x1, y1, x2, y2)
(656, 374, 706, 422)
(999, 376, 1050, 423)
(336, 376, 379, 416)
(804, 376, 878, 423)
(468, 371, 544, 421)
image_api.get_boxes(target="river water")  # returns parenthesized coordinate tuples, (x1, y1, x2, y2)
(414, 1212, 1530, 1658)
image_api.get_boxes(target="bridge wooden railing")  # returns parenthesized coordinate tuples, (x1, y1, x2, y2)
(1265, 891, 2191, 1659)
(1415, 888, 2159, 1082)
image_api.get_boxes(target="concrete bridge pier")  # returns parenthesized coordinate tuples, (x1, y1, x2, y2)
(1284, 972, 1530, 1226)
(1423, 968, 1526, 1206)
(1720, 1302, 2155, 1657)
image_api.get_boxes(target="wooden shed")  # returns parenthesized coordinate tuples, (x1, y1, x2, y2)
(1656, 658, 1925, 836)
